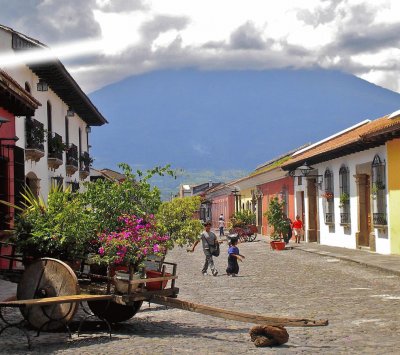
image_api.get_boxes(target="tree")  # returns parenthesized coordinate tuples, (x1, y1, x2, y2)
(156, 196, 203, 249)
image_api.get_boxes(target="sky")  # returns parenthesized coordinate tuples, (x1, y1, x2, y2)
(1, 0, 400, 94)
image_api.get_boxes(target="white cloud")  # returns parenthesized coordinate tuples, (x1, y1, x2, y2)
(1, 0, 400, 93)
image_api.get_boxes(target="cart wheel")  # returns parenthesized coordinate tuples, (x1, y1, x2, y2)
(87, 300, 143, 323)
(239, 234, 248, 243)
(248, 234, 257, 242)
(17, 258, 80, 330)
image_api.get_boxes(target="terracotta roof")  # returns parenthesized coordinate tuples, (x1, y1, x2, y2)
(361, 114, 400, 139)
(281, 114, 397, 171)
(99, 169, 126, 182)
(0, 69, 41, 115)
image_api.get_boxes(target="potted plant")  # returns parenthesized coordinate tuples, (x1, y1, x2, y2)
(8, 185, 97, 265)
(230, 210, 256, 229)
(339, 192, 350, 208)
(92, 214, 170, 292)
(264, 197, 289, 251)
(321, 191, 334, 200)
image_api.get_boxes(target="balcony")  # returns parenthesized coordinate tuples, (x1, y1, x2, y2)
(373, 213, 387, 226)
(25, 118, 45, 162)
(65, 144, 78, 176)
(325, 213, 334, 225)
(340, 213, 351, 225)
(47, 132, 64, 170)
(79, 151, 92, 180)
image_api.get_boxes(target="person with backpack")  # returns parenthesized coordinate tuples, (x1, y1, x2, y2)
(189, 221, 219, 276)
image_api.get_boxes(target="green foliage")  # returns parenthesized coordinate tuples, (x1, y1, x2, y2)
(264, 197, 290, 240)
(156, 196, 203, 248)
(13, 184, 97, 260)
(339, 192, 350, 207)
(230, 210, 256, 228)
(7, 163, 176, 261)
(80, 163, 175, 233)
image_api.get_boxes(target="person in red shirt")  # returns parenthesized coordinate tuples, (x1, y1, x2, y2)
(292, 215, 304, 244)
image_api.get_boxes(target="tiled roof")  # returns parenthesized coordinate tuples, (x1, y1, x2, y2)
(361, 114, 400, 138)
(281, 114, 398, 170)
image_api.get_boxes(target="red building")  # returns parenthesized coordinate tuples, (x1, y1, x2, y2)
(0, 69, 40, 231)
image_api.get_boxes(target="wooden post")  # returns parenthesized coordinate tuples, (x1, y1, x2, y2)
(151, 296, 328, 327)
(171, 264, 177, 289)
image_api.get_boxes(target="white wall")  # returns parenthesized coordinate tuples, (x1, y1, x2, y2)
(1, 28, 91, 199)
(312, 145, 390, 254)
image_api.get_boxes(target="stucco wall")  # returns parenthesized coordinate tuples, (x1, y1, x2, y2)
(387, 139, 400, 255)
(313, 145, 390, 254)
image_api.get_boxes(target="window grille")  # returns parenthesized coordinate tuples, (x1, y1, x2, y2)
(339, 165, 351, 225)
(323, 169, 334, 224)
(371, 155, 387, 226)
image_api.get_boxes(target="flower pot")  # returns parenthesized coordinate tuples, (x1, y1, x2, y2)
(270, 241, 277, 250)
(274, 241, 286, 251)
(145, 270, 171, 291)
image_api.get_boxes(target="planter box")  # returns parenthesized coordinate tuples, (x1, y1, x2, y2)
(145, 270, 171, 291)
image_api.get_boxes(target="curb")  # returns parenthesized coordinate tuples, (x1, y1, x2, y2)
(295, 247, 400, 277)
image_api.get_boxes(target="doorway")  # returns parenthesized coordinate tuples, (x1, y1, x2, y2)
(356, 174, 371, 247)
(307, 178, 319, 242)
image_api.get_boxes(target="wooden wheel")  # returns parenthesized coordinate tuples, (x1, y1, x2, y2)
(248, 233, 257, 242)
(87, 300, 143, 323)
(17, 258, 80, 330)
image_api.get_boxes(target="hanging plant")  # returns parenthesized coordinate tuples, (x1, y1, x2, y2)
(321, 191, 333, 200)
(339, 192, 350, 207)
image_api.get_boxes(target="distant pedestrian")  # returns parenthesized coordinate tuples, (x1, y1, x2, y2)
(226, 238, 244, 277)
(190, 221, 219, 276)
(292, 215, 304, 244)
(283, 215, 292, 244)
(218, 214, 225, 236)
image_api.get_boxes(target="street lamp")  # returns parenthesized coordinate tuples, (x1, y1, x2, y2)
(231, 187, 240, 213)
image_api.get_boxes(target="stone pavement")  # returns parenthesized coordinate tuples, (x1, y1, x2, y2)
(1, 237, 400, 354)
(294, 241, 400, 277)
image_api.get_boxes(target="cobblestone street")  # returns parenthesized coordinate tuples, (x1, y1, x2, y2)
(1, 237, 400, 354)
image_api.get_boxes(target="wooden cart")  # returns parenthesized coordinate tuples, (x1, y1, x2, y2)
(0, 240, 328, 349)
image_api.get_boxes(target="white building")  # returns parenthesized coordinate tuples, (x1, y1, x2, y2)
(282, 117, 394, 255)
(0, 24, 107, 198)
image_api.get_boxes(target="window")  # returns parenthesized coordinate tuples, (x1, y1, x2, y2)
(47, 101, 52, 132)
(323, 168, 334, 224)
(339, 165, 350, 225)
(371, 155, 387, 225)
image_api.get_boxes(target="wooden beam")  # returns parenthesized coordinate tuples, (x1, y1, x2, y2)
(151, 296, 328, 327)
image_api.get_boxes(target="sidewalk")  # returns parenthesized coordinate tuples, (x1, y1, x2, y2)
(289, 241, 400, 276)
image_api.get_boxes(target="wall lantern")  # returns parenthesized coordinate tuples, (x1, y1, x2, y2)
(37, 79, 48, 92)
(288, 161, 323, 187)
(297, 161, 314, 176)
(67, 108, 75, 117)
(85, 125, 91, 134)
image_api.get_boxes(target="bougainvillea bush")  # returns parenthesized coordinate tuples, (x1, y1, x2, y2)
(94, 214, 170, 268)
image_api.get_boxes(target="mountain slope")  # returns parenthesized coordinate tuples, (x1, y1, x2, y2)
(89, 68, 400, 173)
